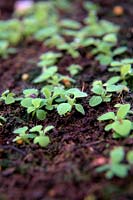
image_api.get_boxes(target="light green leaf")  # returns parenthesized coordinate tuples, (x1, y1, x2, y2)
(44, 125, 54, 134)
(89, 96, 102, 107)
(30, 125, 43, 133)
(106, 76, 120, 85)
(127, 150, 133, 164)
(75, 104, 85, 115)
(117, 104, 130, 119)
(57, 103, 72, 115)
(98, 112, 115, 121)
(110, 147, 124, 163)
(103, 33, 117, 43)
(112, 120, 132, 136)
(36, 109, 46, 120)
(105, 124, 113, 131)
(91, 85, 104, 95)
(34, 136, 50, 147)
(111, 164, 129, 178)
(21, 98, 32, 108)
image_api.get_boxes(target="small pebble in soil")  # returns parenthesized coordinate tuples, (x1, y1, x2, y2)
(21, 73, 29, 81)
(113, 6, 124, 16)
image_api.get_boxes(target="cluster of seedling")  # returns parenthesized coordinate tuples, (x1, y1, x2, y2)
(96, 147, 133, 178)
(0, 1, 132, 179)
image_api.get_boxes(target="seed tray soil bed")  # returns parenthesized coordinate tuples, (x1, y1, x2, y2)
(0, 0, 133, 200)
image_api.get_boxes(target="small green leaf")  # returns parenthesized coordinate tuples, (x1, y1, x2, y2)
(103, 33, 117, 43)
(111, 164, 129, 178)
(13, 126, 28, 134)
(57, 103, 72, 115)
(91, 85, 104, 95)
(75, 104, 85, 115)
(32, 98, 42, 108)
(106, 84, 124, 92)
(44, 125, 54, 134)
(67, 88, 87, 98)
(117, 104, 130, 119)
(127, 150, 133, 164)
(27, 106, 35, 113)
(110, 147, 124, 163)
(89, 96, 102, 107)
(5, 96, 15, 104)
(36, 109, 47, 120)
(98, 112, 115, 121)
(34, 136, 50, 147)
(106, 76, 120, 85)
(105, 124, 113, 131)
(112, 120, 132, 136)
(113, 47, 127, 56)
(30, 125, 43, 133)
(21, 98, 32, 108)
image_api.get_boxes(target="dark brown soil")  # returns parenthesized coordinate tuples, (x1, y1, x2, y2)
(0, 1, 133, 200)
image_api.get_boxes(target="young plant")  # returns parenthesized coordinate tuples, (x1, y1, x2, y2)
(57, 88, 87, 115)
(109, 59, 133, 85)
(21, 98, 46, 120)
(30, 125, 54, 147)
(96, 147, 130, 179)
(0, 90, 16, 105)
(97, 104, 132, 138)
(33, 66, 58, 83)
(13, 126, 35, 143)
(41, 86, 64, 110)
(89, 79, 127, 107)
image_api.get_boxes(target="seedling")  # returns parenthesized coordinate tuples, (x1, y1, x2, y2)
(57, 88, 87, 115)
(67, 64, 82, 76)
(0, 90, 16, 105)
(98, 104, 132, 138)
(21, 98, 46, 120)
(110, 59, 133, 85)
(33, 66, 58, 83)
(30, 125, 54, 147)
(13, 126, 35, 143)
(96, 147, 130, 179)
(89, 79, 127, 107)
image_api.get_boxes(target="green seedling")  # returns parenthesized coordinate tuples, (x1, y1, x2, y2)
(67, 64, 82, 76)
(0, 90, 16, 104)
(33, 66, 58, 83)
(98, 104, 132, 138)
(57, 88, 87, 115)
(0, 115, 6, 126)
(30, 125, 54, 147)
(13, 126, 35, 143)
(21, 98, 46, 120)
(110, 59, 133, 85)
(96, 147, 130, 179)
(33, 65, 74, 86)
(89, 79, 127, 107)
(41, 86, 64, 110)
